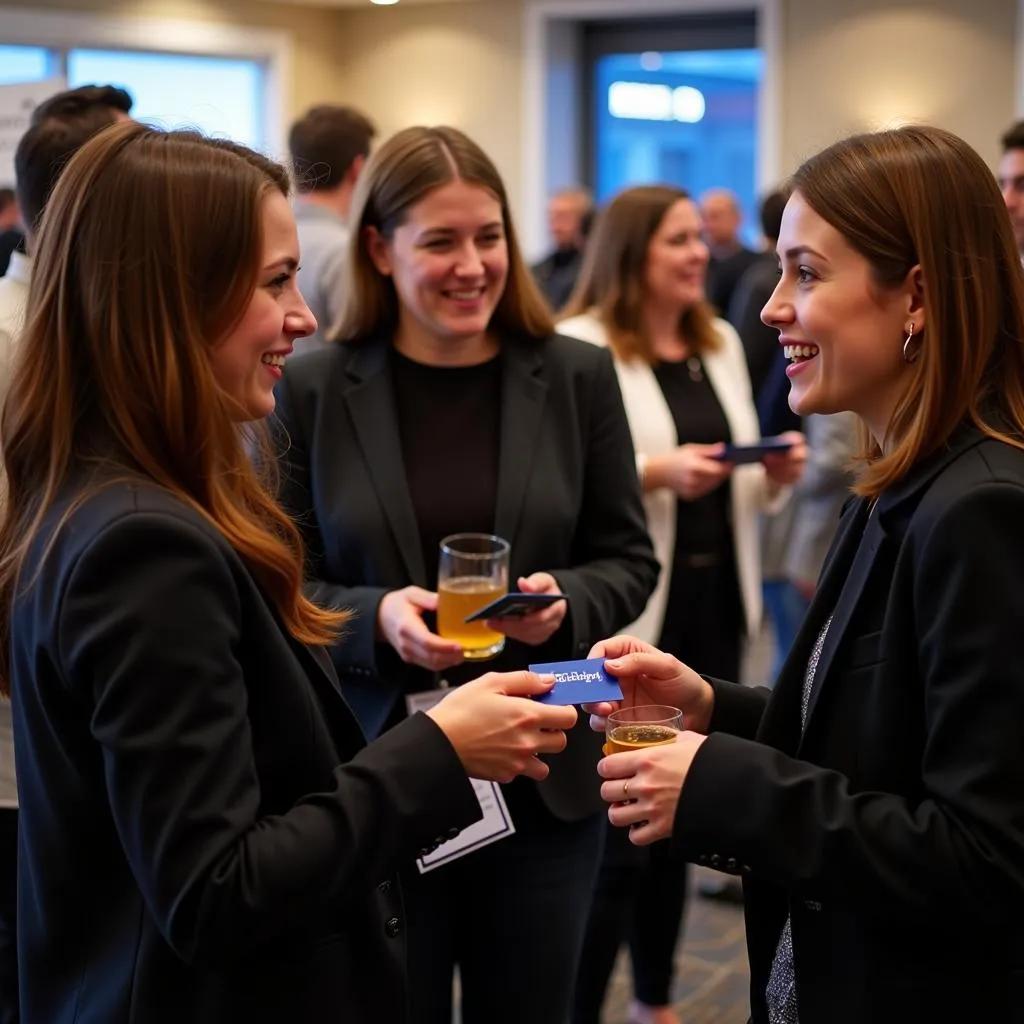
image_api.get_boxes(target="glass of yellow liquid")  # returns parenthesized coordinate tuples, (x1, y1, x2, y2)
(437, 533, 510, 661)
(603, 705, 682, 756)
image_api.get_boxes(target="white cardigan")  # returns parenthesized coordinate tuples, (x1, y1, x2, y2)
(558, 312, 785, 643)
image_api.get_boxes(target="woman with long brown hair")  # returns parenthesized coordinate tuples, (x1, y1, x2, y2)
(272, 125, 658, 1024)
(559, 185, 804, 1024)
(0, 120, 580, 1024)
(588, 125, 1024, 1023)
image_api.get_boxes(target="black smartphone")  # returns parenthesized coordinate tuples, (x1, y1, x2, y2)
(712, 436, 795, 465)
(464, 592, 569, 623)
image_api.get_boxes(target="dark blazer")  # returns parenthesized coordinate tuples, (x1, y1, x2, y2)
(707, 246, 761, 323)
(531, 249, 584, 312)
(11, 481, 482, 1024)
(672, 429, 1024, 1023)
(272, 332, 659, 822)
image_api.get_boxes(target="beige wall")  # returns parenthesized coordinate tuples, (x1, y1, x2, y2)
(0, 0, 348, 119)
(335, 0, 524, 211)
(328, 0, 1020, 245)
(781, 0, 1018, 174)
(2, 0, 1019, 214)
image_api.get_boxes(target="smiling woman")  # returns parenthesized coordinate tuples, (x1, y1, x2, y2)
(557, 183, 803, 1024)
(0, 121, 588, 1024)
(587, 124, 1024, 1024)
(271, 124, 659, 1024)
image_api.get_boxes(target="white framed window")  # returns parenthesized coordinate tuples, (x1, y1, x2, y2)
(68, 50, 266, 151)
(0, 6, 291, 155)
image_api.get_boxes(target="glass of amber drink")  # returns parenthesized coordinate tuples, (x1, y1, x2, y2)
(437, 534, 510, 660)
(604, 705, 682, 756)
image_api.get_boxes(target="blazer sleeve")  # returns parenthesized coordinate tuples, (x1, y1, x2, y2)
(672, 482, 1024, 925)
(550, 347, 660, 651)
(57, 512, 480, 966)
(705, 676, 771, 740)
(271, 371, 388, 672)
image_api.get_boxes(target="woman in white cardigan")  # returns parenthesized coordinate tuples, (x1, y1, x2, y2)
(558, 185, 804, 1024)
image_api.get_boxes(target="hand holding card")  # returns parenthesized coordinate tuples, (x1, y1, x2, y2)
(581, 635, 716, 735)
(527, 658, 623, 706)
(488, 573, 568, 647)
(464, 592, 568, 622)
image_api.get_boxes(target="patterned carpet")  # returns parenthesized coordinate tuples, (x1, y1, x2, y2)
(449, 867, 749, 1024)
(600, 868, 750, 1024)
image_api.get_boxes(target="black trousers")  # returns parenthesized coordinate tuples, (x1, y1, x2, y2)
(0, 809, 16, 1024)
(573, 558, 742, 1021)
(403, 777, 604, 1024)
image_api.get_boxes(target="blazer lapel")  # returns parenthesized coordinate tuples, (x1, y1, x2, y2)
(800, 498, 886, 731)
(493, 338, 549, 547)
(756, 498, 870, 751)
(342, 339, 428, 587)
(291, 636, 368, 751)
(764, 428, 991, 750)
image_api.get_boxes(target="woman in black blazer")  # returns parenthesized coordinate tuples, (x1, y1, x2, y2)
(0, 122, 579, 1024)
(587, 125, 1024, 1024)
(272, 126, 658, 1024)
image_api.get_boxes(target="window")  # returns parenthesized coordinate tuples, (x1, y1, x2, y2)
(0, 45, 50, 85)
(584, 12, 763, 246)
(67, 50, 266, 151)
(0, 8, 285, 153)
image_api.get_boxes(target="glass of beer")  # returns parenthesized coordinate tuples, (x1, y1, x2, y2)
(604, 705, 682, 756)
(437, 533, 510, 661)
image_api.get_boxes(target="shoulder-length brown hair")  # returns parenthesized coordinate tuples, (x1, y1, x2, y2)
(0, 121, 345, 691)
(561, 184, 721, 363)
(792, 125, 1024, 498)
(334, 125, 553, 343)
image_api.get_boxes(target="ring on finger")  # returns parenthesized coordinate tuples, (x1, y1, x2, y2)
(622, 780, 630, 800)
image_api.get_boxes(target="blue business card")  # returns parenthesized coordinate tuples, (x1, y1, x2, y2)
(528, 657, 623, 706)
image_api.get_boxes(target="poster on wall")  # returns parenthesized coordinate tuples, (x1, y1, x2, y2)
(0, 77, 67, 187)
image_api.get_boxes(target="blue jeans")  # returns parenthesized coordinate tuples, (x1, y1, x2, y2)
(763, 579, 811, 683)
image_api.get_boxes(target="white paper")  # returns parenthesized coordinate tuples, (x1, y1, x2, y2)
(406, 689, 516, 873)
(405, 688, 448, 717)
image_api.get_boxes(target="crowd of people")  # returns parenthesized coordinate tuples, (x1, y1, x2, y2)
(0, 79, 1022, 1024)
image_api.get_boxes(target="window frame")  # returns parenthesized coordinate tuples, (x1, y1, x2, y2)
(520, 0, 781, 260)
(0, 6, 291, 155)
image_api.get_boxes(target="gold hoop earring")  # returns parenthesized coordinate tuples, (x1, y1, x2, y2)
(903, 324, 919, 364)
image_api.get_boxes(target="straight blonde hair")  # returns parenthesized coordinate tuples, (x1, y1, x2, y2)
(561, 184, 721, 363)
(334, 125, 553, 343)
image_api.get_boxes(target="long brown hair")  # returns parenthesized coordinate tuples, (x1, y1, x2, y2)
(792, 125, 1024, 497)
(561, 184, 721, 363)
(334, 125, 553, 343)
(0, 121, 345, 692)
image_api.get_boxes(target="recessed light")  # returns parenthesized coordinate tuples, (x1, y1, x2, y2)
(371, 0, 400, 5)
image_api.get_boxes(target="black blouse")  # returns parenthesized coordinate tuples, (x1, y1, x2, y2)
(390, 348, 503, 591)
